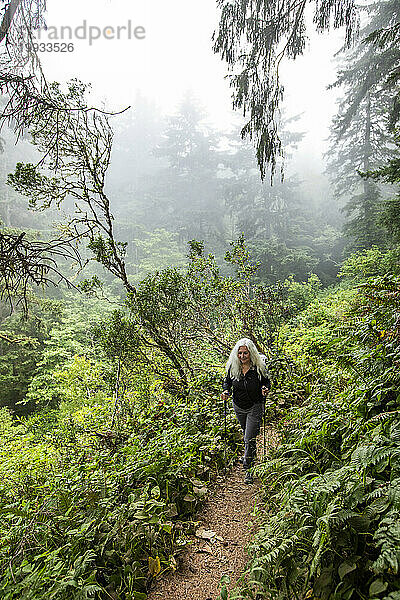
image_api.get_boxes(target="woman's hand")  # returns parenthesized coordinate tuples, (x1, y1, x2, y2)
(261, 386, 269, 397)
(221, 390, 229, 401)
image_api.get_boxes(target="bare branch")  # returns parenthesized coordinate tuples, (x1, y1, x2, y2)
(0, 230, 87, 314)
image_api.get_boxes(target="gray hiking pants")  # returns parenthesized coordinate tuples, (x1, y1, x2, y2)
(233, 401, 264, 470)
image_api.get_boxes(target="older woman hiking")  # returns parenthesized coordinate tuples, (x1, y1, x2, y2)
(221, 338, 270, 484)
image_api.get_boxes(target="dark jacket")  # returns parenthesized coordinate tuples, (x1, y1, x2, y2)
(222, 365, 270, 410)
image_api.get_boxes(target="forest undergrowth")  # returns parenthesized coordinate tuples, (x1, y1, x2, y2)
(1, 246, 400, 600)
(0, 379, 240, 599)
(229, 247, 400, 600)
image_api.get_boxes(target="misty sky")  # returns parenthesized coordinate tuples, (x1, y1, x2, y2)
(38, 0, 347, 178)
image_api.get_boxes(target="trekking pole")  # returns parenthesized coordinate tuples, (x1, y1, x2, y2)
(263, 399, 266, 460)
(223, 394, 227, 475)
(261, 385, 267, 460)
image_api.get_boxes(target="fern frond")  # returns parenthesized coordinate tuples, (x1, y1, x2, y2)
(329, 509, 359, 526)
(388, 479, 400, 510)
(366, 486, 389, 501)
(369, 410, 400, 423)
(372, 512, 400, 575)
(351, 445, 399, 470)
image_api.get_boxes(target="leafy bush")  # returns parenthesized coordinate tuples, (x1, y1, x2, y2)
(339, 245, 400, 281)
(0, 376, 239, 599)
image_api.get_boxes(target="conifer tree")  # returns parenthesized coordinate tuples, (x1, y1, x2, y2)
(326, 0, 400, 250)
(221, 125, 343, 283)
(213, 0, 359, 178)
(151, 94, 224, 243)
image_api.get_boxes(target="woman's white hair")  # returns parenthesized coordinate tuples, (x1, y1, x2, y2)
(226, 338, 267, 380)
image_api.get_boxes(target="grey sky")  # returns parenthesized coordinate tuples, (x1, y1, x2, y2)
(39, 0, 347, 175)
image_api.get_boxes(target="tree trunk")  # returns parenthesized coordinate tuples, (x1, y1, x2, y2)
(0, 0, 23, 44)
(362, 92, 373, 246)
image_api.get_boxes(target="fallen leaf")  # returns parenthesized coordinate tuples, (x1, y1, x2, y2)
(195, 527, 216, 539)
(148, 556, 161, 577)
(193, 486, 207, 497)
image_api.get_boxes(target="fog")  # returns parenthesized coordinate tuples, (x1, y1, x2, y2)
(2, 0, 369, 289)
(39, 0, 346, 172)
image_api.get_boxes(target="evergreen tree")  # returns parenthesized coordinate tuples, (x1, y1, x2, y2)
(221, 126, 343, 283)
(213, 0, 359, 178)
(366, 129, 400, 242)
(327, 0, 400, 250)
(364, 0, 400, 126)
(149, 94, 225, 244)
(107, 92, 164, 221)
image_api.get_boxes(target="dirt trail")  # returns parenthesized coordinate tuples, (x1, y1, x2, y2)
(148, 428, 278, 600)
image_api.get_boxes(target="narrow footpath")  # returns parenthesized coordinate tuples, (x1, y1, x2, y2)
(148, 428, 278, 600)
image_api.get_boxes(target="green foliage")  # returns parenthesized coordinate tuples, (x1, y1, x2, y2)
(0, 298, 63, 414)
(88, 235, 128, 272)
(326, 0, 400, 251)
(6, 230, 400, 600)
(365, 129, 400, 244)
(129, 228, 186, 282)
(8, 162, 64, 209)
(339, 245, 400, 280)
(0, 233, 294, 599)
(113, 237, 292, 391)
(221, 125, 342, 286)
(147, 94, 225, 244)
(249, 239, 320, 284)
(213, 0, 357, 178)
(23, 294, 114, 411)
(284, 274, 321, 312)
(0, 375, 239, 600)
